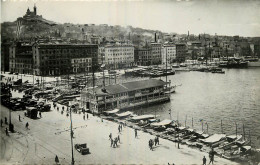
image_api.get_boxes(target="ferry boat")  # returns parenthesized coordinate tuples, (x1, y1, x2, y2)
(81, 79, 171, 114)
(219, 57, 248, 68)
(244, 56, 260, 67)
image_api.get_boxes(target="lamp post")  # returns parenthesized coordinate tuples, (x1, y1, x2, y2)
(69, 107, 75, 165)
(7, 83, 14, 132)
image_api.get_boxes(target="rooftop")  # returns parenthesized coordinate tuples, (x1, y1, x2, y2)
(84, 79, 167, 96)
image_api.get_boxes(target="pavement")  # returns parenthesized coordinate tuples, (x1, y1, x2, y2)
(0, 102, 240, 165)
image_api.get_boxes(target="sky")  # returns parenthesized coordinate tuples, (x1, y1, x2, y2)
(1, 0, 260, 37)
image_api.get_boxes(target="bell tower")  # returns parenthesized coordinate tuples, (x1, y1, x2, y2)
(34, 4, 37, 15)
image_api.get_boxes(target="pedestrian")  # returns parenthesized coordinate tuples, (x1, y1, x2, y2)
(157, 136, 160, 145)
(154, 137, 157, 146)
(83, 115, 85, 120)
(149, 140, 151, 150)
(57, 107, 59, 111)
(118, 125, 121, 133)
(135, 129, 137, 138)
(109, 133, 112, 140)
(208, 148, 215, 164)
(118, 135, 120, 143)
(26, 122, 29, 129)
(203, 156, 206, 165)
(120, 124, 123, 131)
(62, 106, 64, 111)
(151, 139, 154, 151)
(19, 115, 21, 121)
(110, 139, 113, 147)
(1, 119, 3, 127)
(114, 138, 118, 147)
(39, 112, 42, 118)
(5, 117, 8, 124)
(87, 114, 89, 120)
(55, 155, 59, 164)
(5, 128, 9, 136)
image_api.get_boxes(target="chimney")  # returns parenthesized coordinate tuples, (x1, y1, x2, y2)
(155, 33, 157, 43)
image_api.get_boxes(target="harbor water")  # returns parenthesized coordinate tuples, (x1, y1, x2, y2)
(129, 68, 260, 148)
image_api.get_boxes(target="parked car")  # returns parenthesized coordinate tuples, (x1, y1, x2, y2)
(74, 143, 90, 155)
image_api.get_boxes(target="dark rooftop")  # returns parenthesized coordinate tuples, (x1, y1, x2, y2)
(85, 79, 167, 96)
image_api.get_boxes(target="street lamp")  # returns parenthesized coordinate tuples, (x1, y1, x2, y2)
(7, 83, 14, 132)
(69, 107, 75, 165)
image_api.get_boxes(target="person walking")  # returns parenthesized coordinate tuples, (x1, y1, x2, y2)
(208, 148, 215, 164)
(5, 117, 8, 124)
(203, 156, 206, 165)
(157, 136, 160, 145)
(114, 138, 118, 147)
(149, 139, 152, 150)
(135, 129, 137, 138)
(109, 133, 112, 140)
(1, 119, 3, 127)
(151, 139, 154, 151)
(118, 125, 121, 133)
(110, 139, 113, 147)
(154, 137, 157, 146)
(5, 128, 9, 136)
(26, 122, 29, 129)
(87, 114, 89, 120)
(83, 115, 85, 120)
(55, 155, 59, 164)
(19, 115, 21, 121)
(39, 112, 42, 118)
(118, 135, 120, 143)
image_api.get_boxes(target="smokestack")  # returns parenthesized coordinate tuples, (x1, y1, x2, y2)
(188, 31, 189, 37)
(155, 33, 157, 43)
(129, 32, 130, 40)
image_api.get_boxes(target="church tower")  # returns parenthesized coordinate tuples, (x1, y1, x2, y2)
(34, 4, 37, 15)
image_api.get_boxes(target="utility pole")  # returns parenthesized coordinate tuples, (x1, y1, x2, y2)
(70, 107, 75, 165)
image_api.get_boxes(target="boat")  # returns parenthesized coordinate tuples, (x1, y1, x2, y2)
(211, 68, 225, 74)
(244, 56, 260, 67)
(219, 58, 248, 68)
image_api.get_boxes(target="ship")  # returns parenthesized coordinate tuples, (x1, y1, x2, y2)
(244, 56, 260, 67)
(219, 57, 248, 68)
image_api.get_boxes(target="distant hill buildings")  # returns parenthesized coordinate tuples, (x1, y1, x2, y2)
(17, 4, 57, 26)
(1, 5, 260, 75)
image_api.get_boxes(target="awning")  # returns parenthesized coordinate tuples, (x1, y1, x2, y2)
(202, 134, 226, 144)
(131, 115, 154, 121)
(151, 119, 172, 127)
(116, 111, 133, 117)
(105, 108, 120, 114)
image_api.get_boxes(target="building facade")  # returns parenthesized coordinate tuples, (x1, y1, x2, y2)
(103, 43, 134, 69)
(151, 43, 162, 65)
(1, 41, 11, 72)
(32, 43, 98, 76)
(9, 42, 33, 74)
(176, 43, 187, 62)
(134, 48, 152, 66)
(162, 43, 176, 64)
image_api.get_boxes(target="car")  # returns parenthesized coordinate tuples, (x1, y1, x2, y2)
(74, 143, 90, 155)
